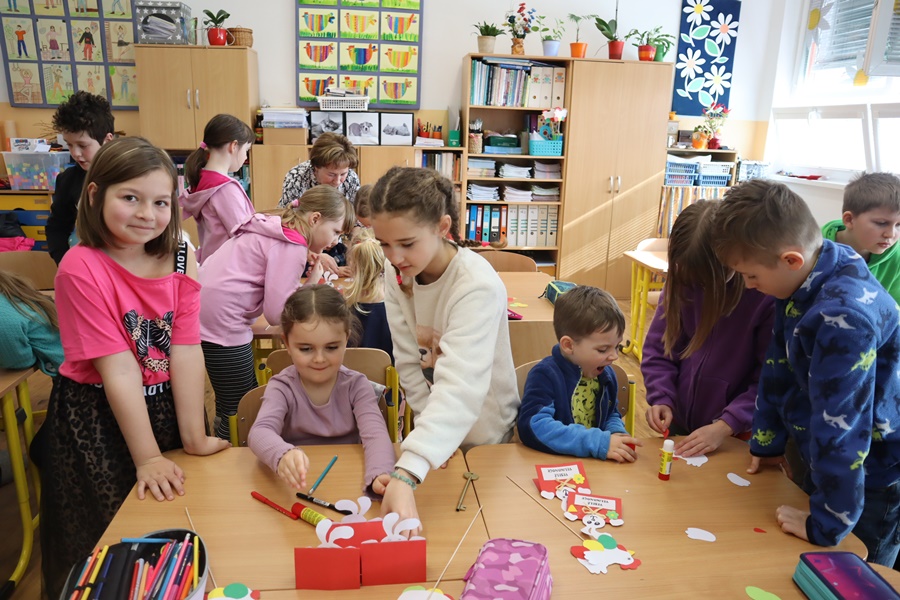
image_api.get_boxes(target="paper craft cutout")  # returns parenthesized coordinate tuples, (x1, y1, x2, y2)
(685, 527, 716, 542)
(207, 583, 259, 599)
(745, 586, 782, 600)
(570, 533, 640, 574)
(753, 528, 767, 533)
(397, 586, 453, 600)
(727, 472, 751, 487)
(563, 493, 624, 533)
(535, 462, 591, 500)
(674, 454, 709, 467)
(336, 495, 371, 522)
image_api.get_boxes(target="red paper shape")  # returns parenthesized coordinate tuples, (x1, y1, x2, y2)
(294, 547, 360, 590)
(753, 527, 767, 533)
(534, 462, 590, 498)
(564, 493, 623, 522)
(360, 539, 426, 586)
(330, 520, 385, 547)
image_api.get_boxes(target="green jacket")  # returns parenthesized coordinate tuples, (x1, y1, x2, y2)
(0, 295, 64, 376)
(822, 219, 900, 304)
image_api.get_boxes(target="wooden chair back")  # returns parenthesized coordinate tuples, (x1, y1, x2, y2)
(476, 250, 538, 272)
(181, 215, 199, 249)
(344, 348, 400, 442)
(510, 359, 541, 443)
(610, 363, 637, 436)
(265, 349, 292, 380)
(235, 386, 267, 447)
(0, 251, 57, 290)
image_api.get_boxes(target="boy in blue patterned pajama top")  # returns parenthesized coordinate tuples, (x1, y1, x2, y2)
(713, 179, 900, 567)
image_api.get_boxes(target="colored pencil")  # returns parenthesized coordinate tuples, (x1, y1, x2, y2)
(164, 540, 191, 600)
(171, 552, 193, 600)
(127, 560, 141, 600)
(135, 560, 148, 600)
(121, 538, 174, 544)
(145, 541, 174, 599)
(90, 551, 114, 600)
(251, 491, 299, 520)
(69, 548, 99, 600)
(191, 535, 199, 590)
(154, 537, 186, 600)
(308, 455, 338, 493)
(80, 544, 108, 600)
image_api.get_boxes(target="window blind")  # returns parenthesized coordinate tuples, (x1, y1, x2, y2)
(813, 0, 876, 68)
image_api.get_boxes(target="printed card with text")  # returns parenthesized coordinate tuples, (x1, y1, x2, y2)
(534, 462, 591, 500)
(563, 493, 623, 524)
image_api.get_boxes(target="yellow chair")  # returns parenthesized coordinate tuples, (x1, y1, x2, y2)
(622, 237, 669, 361)
(234, 386, 267, 447)
(262, 349, 292, 384)
(475, 249, 538, 272)
(610, 363, 637, 436)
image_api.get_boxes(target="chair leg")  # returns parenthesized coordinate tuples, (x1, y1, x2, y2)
(1, 388, 35, 589)
(625, 381, 637, 437)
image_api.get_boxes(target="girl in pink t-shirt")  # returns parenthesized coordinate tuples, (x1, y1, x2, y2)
(40, 137, 229, 600)
(180, 114, 255, 264)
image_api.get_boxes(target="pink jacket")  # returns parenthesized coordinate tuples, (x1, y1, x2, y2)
(199, 213, 308, 346)
(179, 173, 254, 264)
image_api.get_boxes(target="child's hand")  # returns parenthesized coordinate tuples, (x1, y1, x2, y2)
(277, 448, 309, 490)
(606, 434, 641, 463)
(439, 449, 460, 469)
(747, 454, 793, 480)
(336, 266, 352, 278)
(306, 258, 325, 285)
(775, 504, 810, 541)
(310, 252, 340, 276)
(675, 421, 733, 457)
(380, 473, 421, 537)
(646, 405, 673, 435)
(136, 456, 185, 502)
(372, 473, 391, 495)
(184, 435, 230, 456)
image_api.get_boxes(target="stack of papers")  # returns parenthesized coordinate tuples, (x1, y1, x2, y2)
(531, 185, 560, 202)
(261, 107, 308, 129)
(534, 161, 561, 179)
(415, 136, 444, 147)
(467, 158, 496, 177)
(504, 186, 533, 202)
(467, 183, 500, 201)
(499, 164, 532, 179)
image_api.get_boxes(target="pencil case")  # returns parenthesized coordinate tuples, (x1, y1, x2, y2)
(60, 528, 208, 600)
(792, 551, 900, 599)
(540, 280, 576, 305)
(461, 538, 551, 600)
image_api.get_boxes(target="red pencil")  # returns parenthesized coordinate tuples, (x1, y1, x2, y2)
(127, 560, 140, 600)
(251, 490, 299, 520)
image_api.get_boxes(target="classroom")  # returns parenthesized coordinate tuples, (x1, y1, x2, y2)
(1, 0, 899, 598)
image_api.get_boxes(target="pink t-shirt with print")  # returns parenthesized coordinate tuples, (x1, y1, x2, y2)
(56, 245, 201, 385)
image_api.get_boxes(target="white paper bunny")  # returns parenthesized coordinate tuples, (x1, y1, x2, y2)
(380, 512, 424, 542)
(315, 518, 355, 548)
(335, 496, 372, 523)
(579, 514, 606, 538)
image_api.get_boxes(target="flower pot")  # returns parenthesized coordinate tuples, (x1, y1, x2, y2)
(637, 44, 657, 61)
(607, 40, 624, 60)
(511, 37, 525, 55)
(570, 42, 587, 58)
(653, 43, 668, 62)
(477, 35, 496, 54)
(707, 136, 721, 150)
(691, 131, 710, 149)
(207, 27, 228, 46)
(542, 39, 561, 57)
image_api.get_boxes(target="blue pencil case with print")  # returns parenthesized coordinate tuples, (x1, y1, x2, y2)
(793, 552, 900, 599)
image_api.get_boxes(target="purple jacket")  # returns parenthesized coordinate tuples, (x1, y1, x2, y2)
(179, 175, 254, 265)
(641, 285, 774, 434)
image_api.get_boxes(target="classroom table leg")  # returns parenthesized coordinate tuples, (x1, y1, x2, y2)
(622, 262, 641, 357)
(634, 266, 652, 362)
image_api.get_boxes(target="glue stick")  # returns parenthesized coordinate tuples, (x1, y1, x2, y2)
(658, 439, 675, 481)
(291, 502, 326, 526)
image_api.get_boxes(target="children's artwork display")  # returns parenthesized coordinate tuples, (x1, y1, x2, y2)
(296, 0, 421, 109)
(0, 0, 137, 108)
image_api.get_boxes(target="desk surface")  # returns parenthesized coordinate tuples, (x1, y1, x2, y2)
(465, 438, 867, 599)
(624, 250, 668, 273)
(0, 367, 36, 396)
(99, 446, 488, 592)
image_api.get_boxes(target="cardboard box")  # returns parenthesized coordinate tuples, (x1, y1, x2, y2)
(134, 1, 191, 44)
(264, 128, 309, 146)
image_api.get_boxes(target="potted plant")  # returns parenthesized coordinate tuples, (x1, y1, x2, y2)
(473, 21, 503, 54)
(567, 13, 597, 58)
(652, 30, 676, 62)
(595, 0, 623, 59)
(505, 3, 537, 55)
(533, 15, 565, 57)
(625, 27, 658, 61)
(203, 9, 231, 46)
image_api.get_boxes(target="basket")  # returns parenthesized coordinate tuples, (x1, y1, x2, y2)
(227, 27, 253, 47)
(664, 173, 697, 186)
(698, 161, 735, 175)
(697, 174, 731, 187)
(665, 160, 699, 175)
(529, 139, 563, 156)
(316, 96, 370, 111)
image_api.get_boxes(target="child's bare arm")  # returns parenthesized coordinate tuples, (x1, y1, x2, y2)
(169, 344, 229, 455)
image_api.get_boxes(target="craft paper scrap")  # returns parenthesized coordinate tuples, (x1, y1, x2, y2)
(570, 533, 641, 574)
(535, 462, 591, 500)
(674, 454, 709, 467)
(685, 527, 716, 542)
(208, 583, 259, 599)
(397, 586, 454, 600)
(728, 473, 751, 487)
(745, 586, 782, 600)
(563, 493, 623, 527)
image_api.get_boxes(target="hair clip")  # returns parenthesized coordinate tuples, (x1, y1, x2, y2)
(290, 199, 300, 208)
(199, 141, 208, 150)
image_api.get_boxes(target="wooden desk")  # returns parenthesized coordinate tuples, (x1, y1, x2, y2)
(621, 249, 668, 362)
(265, 580, 464, 599)
(465, 438, 867, 599)
(99, 446, 488, 593)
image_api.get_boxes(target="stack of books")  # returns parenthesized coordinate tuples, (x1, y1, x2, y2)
(504, 186, 533, 202)
(499, 164, 532, 179)
(467, 183, 500, 201)
(534, 161, 561, 179)
(261, 107, 308, 129)
(467, 158, 496, 178)
(531, 184, 560, 202)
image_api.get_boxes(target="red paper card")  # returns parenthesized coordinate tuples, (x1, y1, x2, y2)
(294, 547, 360, 590)
(360, 539, 426, 586)
(563, 493, 623, 522)
(534, 462, 591, 500)
(330, 520, 385, 548)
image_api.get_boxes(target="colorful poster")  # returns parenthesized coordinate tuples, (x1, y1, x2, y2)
(383, 0, 419, 8)
(7, 61, 40, 102)
(299, 71, 337, 101)
(381, 43, 417, 73)
(380, 11, 418, 42)
(36, 18, 69, 61)
(299, 8, 338, 38)
(72, 19, 102, 62)
(67, 0, 99, 17)
(108, 63, 135, 106)
(340, 9, 379, 39)
(105, 20, 133, 62)
(299, 40, 338, 71)
(340, 73, 378, 97)
(341, 0, 379, 7)
(0, 0, 31, 15)
(76, 63, 104, 96)
(340, 42, 378, 71)
(378, 75, 415, 105)
(35, 1, 65, 17)
(43, 62, 72, 103)
(101, 0, 129, 18)
(4, 18, 35, 60)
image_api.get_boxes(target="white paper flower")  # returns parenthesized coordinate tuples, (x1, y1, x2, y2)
(676, 48, 706, 80)
(684, 0, 713, 27)
(710, 13, 739, 45)
(703, 65, 732, 97)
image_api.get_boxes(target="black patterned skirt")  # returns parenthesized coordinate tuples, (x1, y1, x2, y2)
(40, 376, 182, 600)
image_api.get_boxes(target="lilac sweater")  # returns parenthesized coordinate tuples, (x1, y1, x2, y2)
(179, 171, 254, 265)
(247, 365, 396, 489)
(641, 285, 774, 434)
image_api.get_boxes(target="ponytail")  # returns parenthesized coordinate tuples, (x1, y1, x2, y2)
(185, 113, 254, 190)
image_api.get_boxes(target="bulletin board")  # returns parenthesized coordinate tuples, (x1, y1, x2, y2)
(296, 0, 422, 109)
(0, 0, 138, 109)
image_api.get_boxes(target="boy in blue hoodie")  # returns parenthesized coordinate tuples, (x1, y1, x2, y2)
(517, 285, 641, 462)
(713, 179, 900, 566)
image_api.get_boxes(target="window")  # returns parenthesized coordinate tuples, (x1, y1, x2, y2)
(871, 103, 900, 172)
(772, 106, 870, 173)
(863, 0, 900, 75)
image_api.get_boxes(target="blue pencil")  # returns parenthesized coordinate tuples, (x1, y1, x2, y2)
(308, 455, 338, 493)
(90, 551, 114, 600)
(121, 537, 173, 544)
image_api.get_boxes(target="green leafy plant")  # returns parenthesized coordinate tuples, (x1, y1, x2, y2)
(533, 15, 565, 41)
(203, 9, 230, 28)
(652, 31, 676, 58)
(594, 0, 620, 41)
(567, 13, 598, 43)
(473, 21, 503, 37)
(625, 27, 659, 47)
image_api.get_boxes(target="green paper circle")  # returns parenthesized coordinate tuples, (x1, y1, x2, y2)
(224, 583, 250, 598)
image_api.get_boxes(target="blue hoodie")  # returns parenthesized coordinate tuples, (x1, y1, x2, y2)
(751, 239, 900, 546)
(518, 344, 627, 458)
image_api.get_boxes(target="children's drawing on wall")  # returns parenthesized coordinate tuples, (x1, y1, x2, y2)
(43, 62, 72, 103)
(345, 111, 379, 145)
(8, 62, 41, 103)
(4, 18, 35, 59)
(35, 0, 65, 17)
(382, 0, 420, 9)
(379, 75, 415, 105)
(339, 42, 378, 72)
(299, 40, 337, 71)
(299, 8, 338, 38)
(381, 43, 417, 73)
(298, 71, 335, 101)
(1, 0, 30, 15)
(37, 19, 69, 61)
(74, 20, 102, 61)
(340, 9, 378, 40)
(68, 0, 98, 17)
(103, 0, 130, 18)
(381, 11, 418, 42)
(76, 63, 105, 97)
(341, 74, 377, 97)
(108, 64, 136, 106)
(304, 0, 337, 4)
(105, 21, 133, 62)
(340, 0, 378, 7)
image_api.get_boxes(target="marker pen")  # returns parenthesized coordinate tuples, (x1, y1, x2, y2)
(658, 439, 675, 481)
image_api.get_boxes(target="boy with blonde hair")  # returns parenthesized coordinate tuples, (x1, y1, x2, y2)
(822, 172, 900, 303)
(517, 286, 641, 462)
(713, 179, 900, 566)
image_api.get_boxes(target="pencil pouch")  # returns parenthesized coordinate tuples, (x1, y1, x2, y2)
(793, 551, 900, 600)
(461, 538, 552, 600)
(540, 280, 576, 305)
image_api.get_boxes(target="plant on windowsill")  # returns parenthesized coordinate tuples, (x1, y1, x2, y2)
(533, 15, 565, 56)
(652, 30, 676, 62)
(625, 27, 659, 61)
(505, 3, 537, 55)
(203, 9, 231, 46)
(473, 21, 503, 54)
(567, 12, 598, 58)
(595, 0, 622, 59)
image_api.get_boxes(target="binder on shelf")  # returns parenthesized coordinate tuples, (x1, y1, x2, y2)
(537, 204, 549, 246)
(468, 204, 478, 240)
(526, 204, 540, 247)
(538, 66, 553, 107)
(500, 205, 508, 244)
(550, 67, 566, 106)
(507, 204, 517, 243)
(489, 206, 501, 242)
(526, 68, 542, 108)
(475, 205, 484, 241)
(481, 206, 491, 243)
(517, 205, 529, 247)
(547, 205, 559, 246)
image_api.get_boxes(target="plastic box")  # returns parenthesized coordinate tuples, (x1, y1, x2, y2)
(529, 139, 563, 156)
(698, 161, 735, 175)
(665, 160, 699, 175)
(2, 151, 70, 191)
(664, 173, 697, 186)
(697, 174, 731, 187)
(317, 96, 370, 111)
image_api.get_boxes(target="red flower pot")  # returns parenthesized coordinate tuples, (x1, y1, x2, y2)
(207, 27, 228, 46)
(607, 40, 624, 60)
(637, 44, 657, 61)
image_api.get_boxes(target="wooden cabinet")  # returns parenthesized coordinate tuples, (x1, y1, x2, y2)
(135, 45, 259, 150)
(249, 145, 309, 211)
(357, 146, 416, 185)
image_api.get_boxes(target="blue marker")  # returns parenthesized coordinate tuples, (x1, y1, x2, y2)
(308, 455, 338, 493)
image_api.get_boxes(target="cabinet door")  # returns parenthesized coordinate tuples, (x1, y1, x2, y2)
(357, 146, 416, 185)
(250, 145, 309, 211)
(191, 48, 258, 145)
(135, 46, 197, 149)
